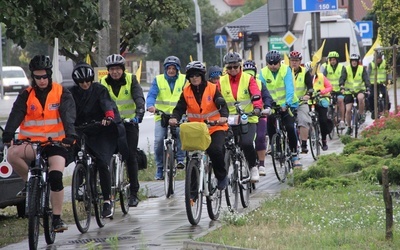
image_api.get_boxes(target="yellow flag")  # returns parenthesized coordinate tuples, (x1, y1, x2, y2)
(284, 53, 289, 65)
(311, 39, 326, 68)
(135, 60, 142, 83)
(85, 54, 91, 65)
(345, 43, 350, 64)
(189, 55, 193, 62)
(365, 33, 381, 57)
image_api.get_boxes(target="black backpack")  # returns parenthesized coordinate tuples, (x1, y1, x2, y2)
(137, 148, 147, 170)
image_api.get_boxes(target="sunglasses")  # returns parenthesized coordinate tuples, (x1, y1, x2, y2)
(189, 73, 201, 78)
(226, 65, 240, 70)
(33, 74, 49, 80)
(78, 78, 92, 84)
(268, 61, 280, 66)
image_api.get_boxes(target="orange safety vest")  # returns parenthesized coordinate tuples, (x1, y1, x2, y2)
(18, 83, 66, 141)
(183, 82, 228, 135)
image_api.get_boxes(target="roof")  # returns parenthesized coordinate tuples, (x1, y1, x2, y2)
(218, 4, 269, 40)
(224, 0, 245, 7)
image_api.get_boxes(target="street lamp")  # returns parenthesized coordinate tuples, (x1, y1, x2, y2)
(193, 0, 203, 62)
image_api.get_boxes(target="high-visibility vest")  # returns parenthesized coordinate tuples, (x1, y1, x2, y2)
(184, 82, 228, 134)
(312, 73, 330, 103)
(153, 74, 186, 121)
(326, 63, 344, 91)
(370, 60, 387, 84)
(220, 72, 258, 123)
(100, 73, 136, 119)
(344, 65, 365, 93)
(19, 83, 65, 141)
(293, 66, 307, 98)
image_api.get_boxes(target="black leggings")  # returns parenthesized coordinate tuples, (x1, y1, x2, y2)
(316, 105, 329, 141)
(206, 130, 227, 181)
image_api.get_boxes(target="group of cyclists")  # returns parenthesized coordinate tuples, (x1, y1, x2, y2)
(0, 47, 391, 234)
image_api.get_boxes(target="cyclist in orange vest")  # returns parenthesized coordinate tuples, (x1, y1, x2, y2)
(2, 55, 77, 232)
(169, 61, 230, 190)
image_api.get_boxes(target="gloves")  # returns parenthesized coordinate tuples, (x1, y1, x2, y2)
(261, 107, 271, 116)
(62, 137, 75, 147)
(253, 108, 261, 116)
(2, 132, 14, 144)
(131, 117, 142, 123)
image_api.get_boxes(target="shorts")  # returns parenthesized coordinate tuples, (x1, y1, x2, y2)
(42, 145, 70, 162)
(296, 104, 311, 129)
(344, 91, 364, 105)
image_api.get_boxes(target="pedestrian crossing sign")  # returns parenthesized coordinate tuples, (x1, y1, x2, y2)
(215, 35, 227, 48)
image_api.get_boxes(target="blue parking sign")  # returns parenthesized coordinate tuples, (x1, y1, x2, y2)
(356, 21, 373, 39)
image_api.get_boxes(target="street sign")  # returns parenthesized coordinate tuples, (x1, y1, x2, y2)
(269, 36, 289, 53)
(293, 0, 338, 13)
(356, 21, 373, 39)
(282, 31, 297, 48)
(214, 35, 227, 49)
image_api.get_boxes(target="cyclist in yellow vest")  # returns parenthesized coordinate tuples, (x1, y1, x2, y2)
(218, 52, 263, 183)
(242, 60, 272, 177)
(339, 54, 371, 135)
(323, 51, 346, 129)
(101, 54, 145, 207)
(146, 56, 186, 180)
(289, 51, 313, 154)
(259, 50, 302, 168)
(169, 61, 230, 190)
(2, 55, 77, 232)
(367, 51, 391, 119)
(305, 62, 333, 150)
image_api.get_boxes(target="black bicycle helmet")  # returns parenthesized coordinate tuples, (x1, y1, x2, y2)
(29, 55, 53, 72)
(266, 50, 281, 64)
(223, 52, 242, 64)
(185, 61, 206, 80)
(243, 60, 257, 74)
(72, 62, 95, 84)
(163, 56, 181, 70)
(105, 54, 126, 70)
(208, 65, 222, 79)
(376, 50, 384, 58)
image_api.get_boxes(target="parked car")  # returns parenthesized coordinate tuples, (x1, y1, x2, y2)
(1, 66, 30, 94)
(0, 125, 25, 217)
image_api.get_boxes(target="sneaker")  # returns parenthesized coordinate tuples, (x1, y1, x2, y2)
(359, 114, 366, 124)
(176, 161, 185, 170)
(155, 167, 164, 180)
(322, 140, 328, 151)
(258, 166, 266, 176)
(16, 187, 27, 198)
(217, 176, 228, 190)
(346, 127, 353, 136)
(291, 156, 303, 169)
(154, 176, 164, 180)
(301, 145, 309, 154)
(339, 120, 345, 129)
(53, 218, 68, 232)
(128, 195, 139, 207)
(102, 202, 113, 218)
(250, 167, 260, 183)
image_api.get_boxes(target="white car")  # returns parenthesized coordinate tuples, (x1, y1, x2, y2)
(2, 66, 30, 94)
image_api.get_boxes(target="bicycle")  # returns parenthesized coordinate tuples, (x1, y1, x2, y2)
(13, 138, 66, 249)
(109, 148, 130, 216)
(308, 93, 322, 161)
(155, 110, 179, 198)
(224, 102, 254, 212)
(181, 121, 222, 225)
(344, 89, 362, 138)
(71, 122, 106, 234)
(327, 92, 343, 139)
(269, 103, 293, 183)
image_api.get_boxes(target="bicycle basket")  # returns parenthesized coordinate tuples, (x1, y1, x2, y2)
(180, 122, 211, 151)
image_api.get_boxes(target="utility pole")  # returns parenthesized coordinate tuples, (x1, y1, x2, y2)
(311, 12, 321, 55)
(193, 0, 203, 62)
(98, 0, 110, 67)
(0, 25, 3, 99)
(109, 0, 120, 55)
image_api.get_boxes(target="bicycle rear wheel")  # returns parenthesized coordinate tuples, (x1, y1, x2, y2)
(239, 151, 251, 208)
(184, 158, 203, 225)
(309, 123, 320, 161)
(109, 156, 117, 218)
(43, 181, 56, 244)
(163, 145, 175, 198)
(271, 133, 287, 182)
(224, 150, 239, 212)
(93, 167, 105, 228)
(71, 163, 91, 233)
(206, 163, 222, 220)
(28, 177, 40, 250)
(119, 161, 130, 215)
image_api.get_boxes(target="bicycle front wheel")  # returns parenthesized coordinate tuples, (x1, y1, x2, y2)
(238, 151, 250, 208)
(43, 181, 56, 244)
(354, 111, 360, 138)
(109, 156, 117, 218)
(28, 177, 40, 250)
(184, 158, 203, 225)
(119, 161, 130, 215)
(206, 163, 222, 220)
(71, 163, 91, 233)
(224, 150, 239, 212)
(271, 133, 287, 182)
(93, 166, 105, 228)
(163, 144, 175, 198)
(309, 123, 320, 161)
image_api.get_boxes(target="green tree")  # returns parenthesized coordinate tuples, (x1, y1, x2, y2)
(372, 0, 400, 47)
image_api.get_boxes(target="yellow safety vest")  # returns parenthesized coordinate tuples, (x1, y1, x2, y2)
(220, 73, 258, 123)
(370, 60, 387, 84)
(344, 65, 365, 93)
(100, 73, 136, 119)
(293, 66, 307, 98)
(326, 63, 344, 91)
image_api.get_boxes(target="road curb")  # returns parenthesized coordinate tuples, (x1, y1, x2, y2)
(182, 240, 256, 250)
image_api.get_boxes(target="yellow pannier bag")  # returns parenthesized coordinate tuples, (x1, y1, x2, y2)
(180, 122, 211, 151)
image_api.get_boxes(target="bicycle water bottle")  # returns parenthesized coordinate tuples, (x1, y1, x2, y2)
(240, 114, 249, 134)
